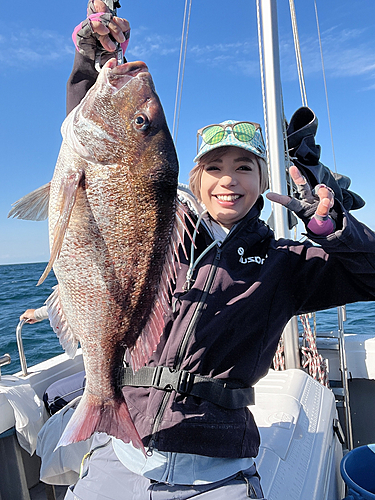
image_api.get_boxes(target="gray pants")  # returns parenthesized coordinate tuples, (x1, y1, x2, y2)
(64, 438, 265, 500)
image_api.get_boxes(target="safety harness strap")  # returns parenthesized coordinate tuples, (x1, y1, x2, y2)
(120, 366, 254, 409)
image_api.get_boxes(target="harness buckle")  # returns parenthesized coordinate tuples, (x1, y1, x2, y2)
(151, 366, 194, 394)
(177, 369, 194, 394)
(151, 365, 164, 387)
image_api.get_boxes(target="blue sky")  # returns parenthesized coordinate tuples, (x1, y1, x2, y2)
(1, 0, 374, 265)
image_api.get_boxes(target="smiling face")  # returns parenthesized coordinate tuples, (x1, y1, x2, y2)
(200, 146, 261, 228)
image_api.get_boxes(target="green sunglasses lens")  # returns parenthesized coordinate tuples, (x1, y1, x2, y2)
(201, 126, 225, 145)
(232, 123, 256, 142)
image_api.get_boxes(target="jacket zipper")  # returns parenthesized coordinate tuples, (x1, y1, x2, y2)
(174, 247, 221, 371)
(147, 247, 222, 451)
(147, 390, 171, 454)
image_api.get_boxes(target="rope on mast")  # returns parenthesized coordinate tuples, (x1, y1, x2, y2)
(256, 0, 293, 199)
(289, 0, 308, 107)
(172, 0, 192, 144)
(256, 0, 270, 172)
(314, 0, 337, 173)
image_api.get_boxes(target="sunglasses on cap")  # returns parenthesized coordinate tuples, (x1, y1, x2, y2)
(196, 121, 261, 154)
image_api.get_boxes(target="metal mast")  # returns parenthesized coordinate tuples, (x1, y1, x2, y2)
(259, 0, 300, 369)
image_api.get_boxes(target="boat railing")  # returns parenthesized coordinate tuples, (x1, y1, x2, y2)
(0, 353, 11, 380)
(0, 320, 29, 379)
(337, 305, 354, 450)
(16, 319, 28, 377)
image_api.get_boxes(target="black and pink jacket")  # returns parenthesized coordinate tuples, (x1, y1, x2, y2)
(122, 193, 375, 458)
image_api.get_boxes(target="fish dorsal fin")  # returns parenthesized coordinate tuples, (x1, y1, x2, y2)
(7, 183, 51, 221)
(38, 170, 84, 286)
(45, 285, 78, 358)
(129, 200, 193, 371)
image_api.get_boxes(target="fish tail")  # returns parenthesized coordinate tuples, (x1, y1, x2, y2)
(56, 392, 145, 454)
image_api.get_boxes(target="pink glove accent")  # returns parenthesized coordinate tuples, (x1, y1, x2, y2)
(307, 216, 335, 236)
(72, 22, 84, 51)
(120, 39, 129, 54)
(88, 12, 107, 23)
(72, 13, 129, 57)
(72, 13, 107, 51)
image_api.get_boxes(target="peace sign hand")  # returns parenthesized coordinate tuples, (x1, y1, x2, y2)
(266, 165, 336, 236)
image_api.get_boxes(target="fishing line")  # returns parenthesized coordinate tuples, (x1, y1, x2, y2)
(256, 0, 270, 176)
(289, 0, 308, 108)
(172, 0, 192, 144)
(314, 0, 337, 174)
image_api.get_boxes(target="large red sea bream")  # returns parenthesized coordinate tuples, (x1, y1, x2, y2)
(9, 59, 188, 452)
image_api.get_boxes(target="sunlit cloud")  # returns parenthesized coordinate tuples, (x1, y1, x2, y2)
(129, 25, 260, 76)
(362, 81, 375, 91)
(278, 25, 375, 90)
(1, 21, 373, 90)
(0, 26, 74, 66)
(127, 27, 179, 59)
(189, 40, 255, 58)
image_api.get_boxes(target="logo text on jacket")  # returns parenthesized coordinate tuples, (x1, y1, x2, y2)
(238, 247, 267, 265)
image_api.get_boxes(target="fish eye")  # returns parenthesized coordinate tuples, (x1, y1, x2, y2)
(134, 114, 150, 131)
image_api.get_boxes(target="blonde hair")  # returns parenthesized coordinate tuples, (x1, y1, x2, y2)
(189, 146, 269, 201)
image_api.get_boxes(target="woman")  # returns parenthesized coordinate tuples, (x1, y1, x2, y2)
(26, 2, 375, 499)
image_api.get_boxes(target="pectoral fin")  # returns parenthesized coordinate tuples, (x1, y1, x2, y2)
(8, 183, 51, 220)
(38, 170, 84, 285)
(45, 285, 78, 358)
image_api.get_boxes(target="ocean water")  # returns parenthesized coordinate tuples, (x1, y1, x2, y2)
(0, 262, 60, 376)
(0, 262, 375, 376)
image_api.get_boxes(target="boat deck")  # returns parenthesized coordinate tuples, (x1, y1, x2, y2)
(348, 378, 375, 447)
(30, 483, 67, 500)
(3, 336, 375, 499)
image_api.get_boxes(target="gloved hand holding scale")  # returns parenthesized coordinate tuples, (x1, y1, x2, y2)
(72, 0, 130, 70)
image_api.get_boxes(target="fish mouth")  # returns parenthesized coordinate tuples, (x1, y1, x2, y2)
(105, 59, 151, 91)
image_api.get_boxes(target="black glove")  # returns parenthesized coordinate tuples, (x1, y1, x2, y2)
(287, 180, 336, 235)
(72, 0, 129, 70)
